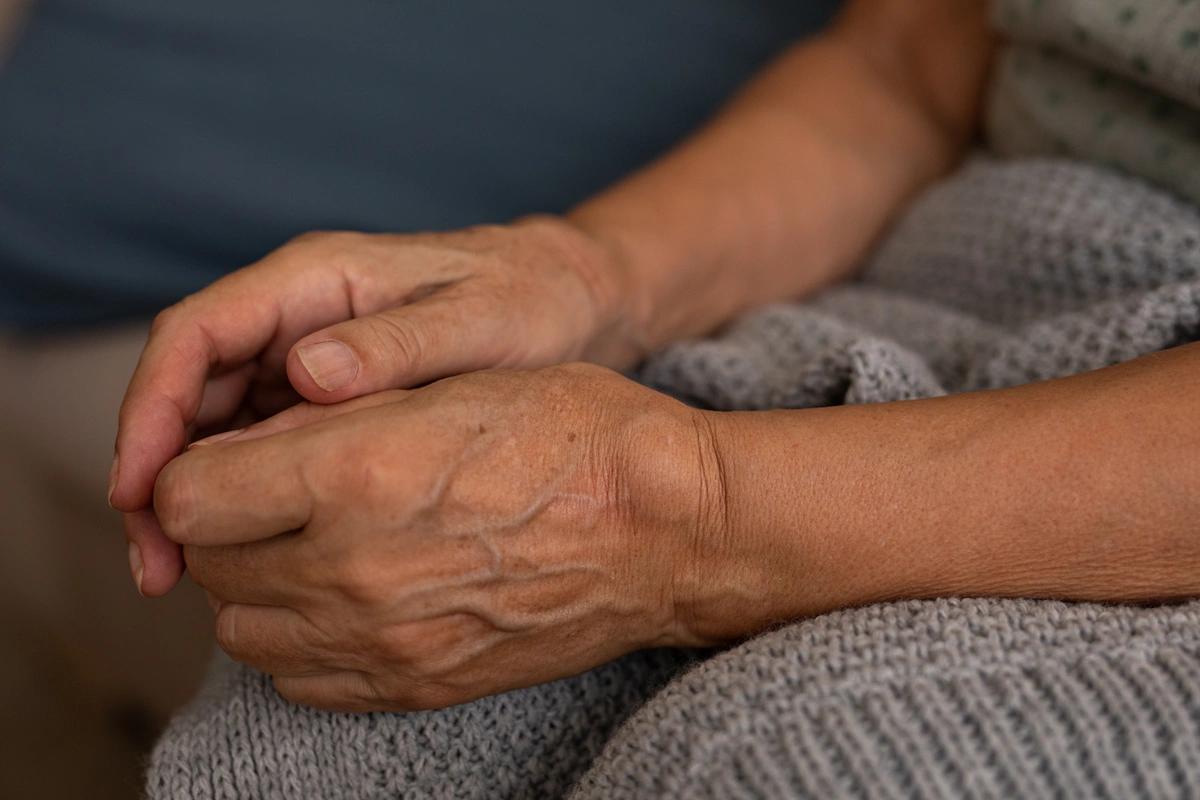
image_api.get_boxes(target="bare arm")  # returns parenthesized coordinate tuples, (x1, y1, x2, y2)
(573, 0, 995, 361)
(137, 1, 1200, 705)
(150, 346, 1200, 711)
(113, 0, 995, 595)
(678, 344, 1200, 644)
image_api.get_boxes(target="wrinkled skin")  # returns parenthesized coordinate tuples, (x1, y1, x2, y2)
(112, 218, 640, 594)
(156, 364, 718, 711)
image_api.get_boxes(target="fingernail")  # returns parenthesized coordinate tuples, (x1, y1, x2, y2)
(128, 541, 144, 595)
(107, 455, 119, 507)
(297, 341, 359, 392)
(189, 428, 245, 449)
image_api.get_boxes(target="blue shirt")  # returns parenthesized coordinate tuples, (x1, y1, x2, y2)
(0, 0, 839, 328)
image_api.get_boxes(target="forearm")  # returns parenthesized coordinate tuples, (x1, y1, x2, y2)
(679, 344, 1200, 645)
(570, 0, 994, 362)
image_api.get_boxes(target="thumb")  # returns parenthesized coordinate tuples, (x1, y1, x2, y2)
(286, 298, 506, 402)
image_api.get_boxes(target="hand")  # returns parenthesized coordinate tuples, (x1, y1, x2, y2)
(111, 217, 642, 595)
(154, 364, 719, 711)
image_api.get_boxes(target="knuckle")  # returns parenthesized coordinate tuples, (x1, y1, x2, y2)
(304, 436, 379, 500)
(354, 451, 404, 505)
(339, 673, 391, 711)
(329, 555, 392, 607)
(356, 673, 388, 706)
(153, 460, 199, 543)
(150, 286, 213, 333)
(370, 313, 428, 373)
(286, 229, 331, 248)
(285, 229, 365, 256)
(551, 361, 614, 392)
(149, 304, 184, 335)
(287, 230, 326, 247)
(378, 621, 479, 683)
(371, 625, 431, 667)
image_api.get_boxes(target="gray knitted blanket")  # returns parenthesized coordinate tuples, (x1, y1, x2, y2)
(148, 158, 1200, 799)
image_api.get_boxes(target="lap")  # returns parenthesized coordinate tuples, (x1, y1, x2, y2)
(574, 597, 1200, 799)
(152, 597, 1200, 799)
(147, 648, 696, 800)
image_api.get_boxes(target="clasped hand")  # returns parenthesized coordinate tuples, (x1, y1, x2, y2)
(107, 217, 727, 710)
(160, 365, 712, 710)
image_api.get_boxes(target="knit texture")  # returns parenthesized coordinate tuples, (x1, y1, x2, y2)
(570, 599, 1200, 799)
(148, 158, 1200, 798)
(147, 648, 696, 799)
(639, 158, 1200, 406)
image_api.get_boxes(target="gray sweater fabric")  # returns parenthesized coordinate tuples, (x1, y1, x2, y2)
(147, 158, 1200, 799)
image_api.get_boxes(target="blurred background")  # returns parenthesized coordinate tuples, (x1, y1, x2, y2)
(0, 7, 213, 800)
(0, 1, 838, 795)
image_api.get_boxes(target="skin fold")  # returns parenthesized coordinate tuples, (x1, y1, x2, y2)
(110, 0, 1200, 711)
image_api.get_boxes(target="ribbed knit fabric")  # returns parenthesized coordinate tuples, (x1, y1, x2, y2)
(149, 647, 699, 799)
(571, 599, 1200, 799)
(148, 158, 1200, 798)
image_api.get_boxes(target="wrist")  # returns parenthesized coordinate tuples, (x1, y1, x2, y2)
(603, 387, 732, 650)
(669, 407, 913, 646)
(513, 213, 651, 369)
(667, 408, 801, 647)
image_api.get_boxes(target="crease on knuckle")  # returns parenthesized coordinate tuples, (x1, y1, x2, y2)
(371, 313, 428, 373)
(356, 673, 389, 707)
(154, 460, 200, 543)
(297, 608, 341, 655)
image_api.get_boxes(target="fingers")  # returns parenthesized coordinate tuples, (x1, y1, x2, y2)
(194, 363, 258, 430)
(272, 671, 387, 712)
(287, 290, 510, 402)
(110, 258, 356, 512)
(123, 510, 184, 597)
(184, 536, 307, 607)
(214, 603, 340, 677)
(158, 390, 419, 546)
(154, 429, 314, 546)
(112, 294, 274, 512)
(189, 391, 407, 448)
